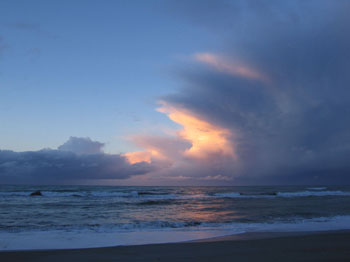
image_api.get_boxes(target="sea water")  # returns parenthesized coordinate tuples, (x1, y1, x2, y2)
(1, 185, 350, 250)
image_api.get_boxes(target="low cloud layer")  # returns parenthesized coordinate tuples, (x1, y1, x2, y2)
(0, 137, 154, 184)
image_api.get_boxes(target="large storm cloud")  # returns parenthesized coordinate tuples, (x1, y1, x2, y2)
(123, 0, 350, 185)
(0, 137, 154, 184)
(158, 0, 350, 184)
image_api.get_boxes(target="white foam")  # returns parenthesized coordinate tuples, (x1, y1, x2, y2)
(239, 215, 350, 233)
(0, 229, 241, 251)
(307, 187, 327, 190)
(277, 191, 350, 197)
(214, 192, 276, 199)
(214, 192, 246, 198)
(214, 190, 350, 198)
(2, 215, 350, 251)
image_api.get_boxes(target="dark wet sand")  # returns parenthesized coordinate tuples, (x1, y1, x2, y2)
(1, 231, 350, 262)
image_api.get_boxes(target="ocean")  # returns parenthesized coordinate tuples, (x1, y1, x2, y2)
(1, 185, 350, 250)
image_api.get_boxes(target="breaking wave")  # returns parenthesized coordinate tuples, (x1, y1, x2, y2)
(307, 187, 327, 190)
(214, 190, 350, 198)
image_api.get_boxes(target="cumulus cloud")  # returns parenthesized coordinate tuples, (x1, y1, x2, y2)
(129, 0, 350, 184)
(0, 137, 154, 184)
(58, 137, 104, 155)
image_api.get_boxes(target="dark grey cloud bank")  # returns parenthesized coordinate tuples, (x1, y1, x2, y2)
(163, 0, 350, 184)
(0, 137, 153, 184)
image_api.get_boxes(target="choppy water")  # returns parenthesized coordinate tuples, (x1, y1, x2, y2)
(1, 185, 350, 250)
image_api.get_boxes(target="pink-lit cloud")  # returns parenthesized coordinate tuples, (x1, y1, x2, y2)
(123, 151, 152, 164)
(125, 101, 235, 166)
(124, 134, 190, 165)
(122, 100, 238, 183)
(193, 52, 270, 83)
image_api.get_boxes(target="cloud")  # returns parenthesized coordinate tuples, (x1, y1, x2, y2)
(124, 101, 238, 176)
(157, 102, 235, 159)
(124, 151, 152, 164)
(3, 1, 350, 185)
(58, 137, 104, 155)
(127, 0, 350, 184)
(124, 102, 241, 182)
(193, 53, 270, 83)
(0, 137, 154, 184)
(124, 134, 190, 165)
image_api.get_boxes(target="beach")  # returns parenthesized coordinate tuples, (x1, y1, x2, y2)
(1, 231, 350, 262)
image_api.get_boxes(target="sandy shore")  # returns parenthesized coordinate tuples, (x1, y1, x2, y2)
(1, 231, 350, 261)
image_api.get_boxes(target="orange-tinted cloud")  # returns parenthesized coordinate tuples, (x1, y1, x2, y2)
(124, 102, 235, 165)
(157, 102, 235, 159)
(123, 151, 151, 164)
(125, 134, 190, 165)
(194, 52, 270, 83)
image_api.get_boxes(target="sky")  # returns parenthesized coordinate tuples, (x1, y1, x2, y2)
(1, 0, 350, 185)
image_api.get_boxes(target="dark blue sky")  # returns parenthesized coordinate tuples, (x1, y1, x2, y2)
(1, 0, 350, 185)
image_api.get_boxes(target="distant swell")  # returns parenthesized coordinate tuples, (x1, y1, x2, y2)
(0, 220, 205, 232)
(0, 191, 177, 199)
(1, 190, 350, 199)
